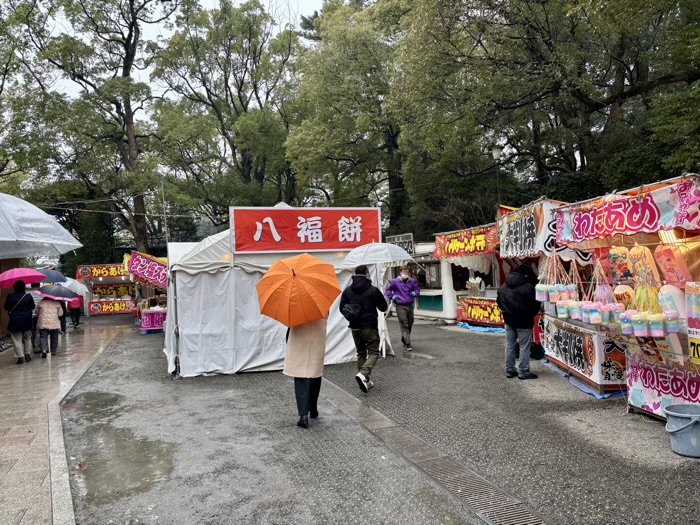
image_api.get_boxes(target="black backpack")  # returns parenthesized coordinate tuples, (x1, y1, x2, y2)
(341, 287, 374, 322)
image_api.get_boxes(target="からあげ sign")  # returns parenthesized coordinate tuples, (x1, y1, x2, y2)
(76, 264, 129, 280)
(457, 297, 503, 327)
(89, 300, 136, 315)
(230, 207, 381, 253)
(556, 177, 700, 243)
(127, 252, 168, 290)
(434, 225, 498, 259)
(92, 284, 135, 297)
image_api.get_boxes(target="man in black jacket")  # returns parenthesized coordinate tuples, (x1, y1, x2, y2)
(339, 265, 388, 393)
(496, 264, 541, 380)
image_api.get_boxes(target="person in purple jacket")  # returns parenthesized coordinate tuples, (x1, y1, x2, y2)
(385, 266, 420, 351)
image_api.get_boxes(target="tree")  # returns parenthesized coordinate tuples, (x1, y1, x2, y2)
(286, 1, 409, 229)
(8, 0, 180, 253)
(152, 0, 299, 221)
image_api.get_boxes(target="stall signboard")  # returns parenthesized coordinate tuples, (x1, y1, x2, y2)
(141, 310, 167, 331)
(556, 177, 700, 243)
(76, 264, 129, 281)
(626, 343, 699, 419)
(230, 207, 381, 253)
(127, 252, 168, 290)
(498, 200, 553, 259)
(434, 225, 498, 259)
(457, 297, 503, 326)
(386, 233, 414, 255)
(88, 300, 136, 315)
(543, 316, 627, 392)
(686, 282, 700, 364)
(92, 283, 135, 297)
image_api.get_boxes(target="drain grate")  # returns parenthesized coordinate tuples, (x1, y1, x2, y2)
(415, 456, 546, 525)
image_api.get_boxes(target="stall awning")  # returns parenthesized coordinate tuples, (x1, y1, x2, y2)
(556, 175, 700, 246)
(125, 252, 168, 291)
(434, 224, 498, 260)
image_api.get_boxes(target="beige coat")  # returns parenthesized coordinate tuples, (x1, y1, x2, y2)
(36, 299, 63, 330)
(282, 318, 328, 378)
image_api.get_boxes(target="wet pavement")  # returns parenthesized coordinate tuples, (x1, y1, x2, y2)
(61, 329, 484, 525)
(0, 316, 130, 525)
(59, 320, 700, 525)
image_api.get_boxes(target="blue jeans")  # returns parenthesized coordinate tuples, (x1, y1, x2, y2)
(505, 325, 532, 375)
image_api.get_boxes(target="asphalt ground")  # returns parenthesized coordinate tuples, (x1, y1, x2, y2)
(61, 320, 700, 525)
(60, 328, 483, 525)
(324, 321, 699, 525)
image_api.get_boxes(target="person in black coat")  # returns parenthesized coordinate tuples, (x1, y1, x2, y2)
(496, 265, 541, 380)
(3, 280, 36, 364)
(339, 265, 388, 393)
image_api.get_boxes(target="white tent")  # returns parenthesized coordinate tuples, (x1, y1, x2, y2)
(164, 232, 359, 377)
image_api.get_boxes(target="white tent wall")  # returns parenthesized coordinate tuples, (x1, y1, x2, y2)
(165, 231, 361, 377)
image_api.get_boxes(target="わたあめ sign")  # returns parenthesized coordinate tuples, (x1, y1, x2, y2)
(230, 207, 381, 253)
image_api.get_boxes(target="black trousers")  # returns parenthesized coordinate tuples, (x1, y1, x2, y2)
(70, 308, 81, 326)
(294, 377, 322, 417)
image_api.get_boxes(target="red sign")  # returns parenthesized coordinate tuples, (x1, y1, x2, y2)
(128, 252, 168, 290)
(77, 264, 129, 280)
(457, 297, 504, 327)
(434, 225, 498, 259)
(89, 300, 136, 315)
(230, 207, 381, 253)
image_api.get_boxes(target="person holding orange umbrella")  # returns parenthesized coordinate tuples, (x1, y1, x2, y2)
(256, 253, 341, 428)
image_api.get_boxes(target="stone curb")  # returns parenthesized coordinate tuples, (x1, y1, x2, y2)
(48, 332, 120, 525)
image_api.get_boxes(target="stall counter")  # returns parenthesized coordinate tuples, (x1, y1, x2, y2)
(141, 308, 167, 332)
(542, 315, 627, 394)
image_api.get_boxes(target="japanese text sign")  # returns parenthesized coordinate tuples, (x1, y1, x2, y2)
(230, 207, 381, 253)
(127, 252, 168, 290)
(76, 264, 129, 281)
(557, 177, 700, 243)
(498, 201, 550, 259)
(89, 300, 136, 315)
(435, 225, 498, 259)
(92, 284, 135, 297)
(141, 310, 167, 330)
(457, 297, 503, 326)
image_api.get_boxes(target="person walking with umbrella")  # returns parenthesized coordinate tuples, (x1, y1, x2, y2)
(340, 265, 388, 393)
(36, 286, 76, 356)
(256, 254, 341, 428)
(3, 280, 36, 364)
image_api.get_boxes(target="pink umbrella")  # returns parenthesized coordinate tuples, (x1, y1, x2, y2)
(0, 268, 46, 289)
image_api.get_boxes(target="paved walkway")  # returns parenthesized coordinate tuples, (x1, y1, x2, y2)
(0, 317, 131, 525)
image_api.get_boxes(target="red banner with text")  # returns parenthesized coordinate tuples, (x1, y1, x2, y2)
(89, 300, 136, 315)
(127, 252, 168, 290)
(435, 225, 498, 259)
(76, 264, 129, 281)
(230, 207, 381, 253)
(457, 297, 504, 327)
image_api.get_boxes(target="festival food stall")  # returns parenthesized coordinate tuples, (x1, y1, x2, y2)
(499, 198, 594, 361)
(434, 224, 505, 327)
(554, 175, 700, 410)
(124, 252, 169, 332)
(76, 264, 136, 316)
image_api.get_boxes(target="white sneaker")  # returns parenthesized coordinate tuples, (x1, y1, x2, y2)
(355, 372, 369, 393)
(367, 379, 375, 389)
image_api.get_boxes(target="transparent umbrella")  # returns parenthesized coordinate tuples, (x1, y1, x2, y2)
(0, 193, 82, 258)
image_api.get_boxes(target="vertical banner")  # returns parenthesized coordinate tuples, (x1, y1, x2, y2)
(686, 282, 700, 364)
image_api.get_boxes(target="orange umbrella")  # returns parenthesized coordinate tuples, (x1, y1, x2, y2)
(256, 253, 342, 328)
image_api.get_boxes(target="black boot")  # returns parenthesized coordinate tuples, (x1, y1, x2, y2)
(16, 357, 24, 364)
(24, 354, 32, 362)
(297, 415, 309, 428)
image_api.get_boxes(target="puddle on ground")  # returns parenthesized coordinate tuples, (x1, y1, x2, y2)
(62, 391, 124, 422)
(64, 391, 176, 506)
(73, 425, 175, 506)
